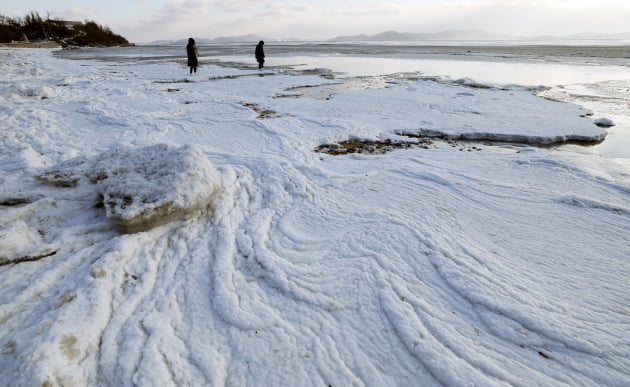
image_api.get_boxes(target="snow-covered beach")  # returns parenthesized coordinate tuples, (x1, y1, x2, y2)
(1, 45, 629, 385)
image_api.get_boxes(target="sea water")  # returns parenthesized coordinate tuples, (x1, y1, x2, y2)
(54, 42, 630, 160)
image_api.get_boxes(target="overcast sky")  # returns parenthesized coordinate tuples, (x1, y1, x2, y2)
(3, 0, 630, 43)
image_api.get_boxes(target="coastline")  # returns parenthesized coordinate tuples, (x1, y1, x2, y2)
(0, 41, 61, 49)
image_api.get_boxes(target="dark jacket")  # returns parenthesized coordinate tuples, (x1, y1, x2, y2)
(255, 41, 265, 62)
(187, 39, 198, 67)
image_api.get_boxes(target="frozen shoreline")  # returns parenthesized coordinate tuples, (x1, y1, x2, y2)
(55, 43, 630, 158)
(1, 48, 629, 386)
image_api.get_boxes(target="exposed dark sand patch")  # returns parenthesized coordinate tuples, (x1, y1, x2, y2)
(0, 250, 58, 266)
(208, 73, 274, 81)
(0, 197, 33, 206)
(315, 137, 435, 155)
(154, 79, 195, 84)
(400, 131, 484, 152)
(242, 103, 282, 119)
(315, 134, 536, 156)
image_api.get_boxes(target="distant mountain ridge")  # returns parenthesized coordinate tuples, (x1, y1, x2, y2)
(328, 29, 630, 42)
(143, 29, 630, 45)
(144, 34, 275, 45)
(328, 30, 512, 42)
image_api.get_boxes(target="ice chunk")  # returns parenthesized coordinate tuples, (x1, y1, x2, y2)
(37, 144, 222, 233)
(594, 117, 615, 127)
(92, 144, 222, 233)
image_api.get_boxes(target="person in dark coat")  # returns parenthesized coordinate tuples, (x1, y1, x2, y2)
(255, 40, 265, 69)
(186, 38, 199, 74)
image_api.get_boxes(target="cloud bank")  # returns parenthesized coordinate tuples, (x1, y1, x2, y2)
(5, 0, 630, 43)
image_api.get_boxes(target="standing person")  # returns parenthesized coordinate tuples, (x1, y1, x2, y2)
(186, 38, 198, 74)
(255, 40, 265, 70)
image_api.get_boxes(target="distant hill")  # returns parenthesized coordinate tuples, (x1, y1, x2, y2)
(143, 30, 630, 46)
(143, 34, 274, 45)
(328, 29, 630, 42)
(0, 11, 130, 47)
(328, 30, 513, 42)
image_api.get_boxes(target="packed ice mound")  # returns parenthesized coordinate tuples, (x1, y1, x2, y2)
(280, 80, 608, 145)
(37, 144, 222, 233)
(594, 117, 615, 127)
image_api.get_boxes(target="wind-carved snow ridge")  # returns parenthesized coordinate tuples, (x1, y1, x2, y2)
(212, 160, 342, 321)
(94, 156, 367, 385)
(350, 158, 630, 386)
(89, 156, 356, 385)
(36, 143, 223, 233)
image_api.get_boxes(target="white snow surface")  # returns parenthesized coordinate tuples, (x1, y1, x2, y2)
(0, 48, 629, 386)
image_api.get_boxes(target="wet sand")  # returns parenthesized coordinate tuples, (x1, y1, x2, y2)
(0, 41, 61, 49)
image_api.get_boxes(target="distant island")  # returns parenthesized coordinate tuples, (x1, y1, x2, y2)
(0, 11, 131, 47)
